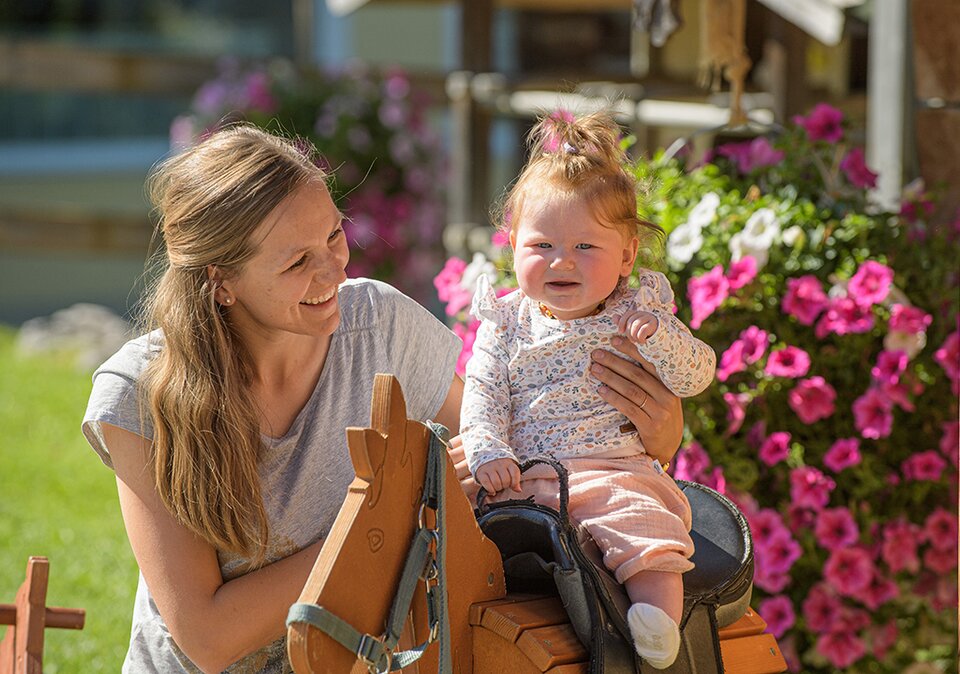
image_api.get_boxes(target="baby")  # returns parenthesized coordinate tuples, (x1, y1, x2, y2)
(460, 111, 716, 668)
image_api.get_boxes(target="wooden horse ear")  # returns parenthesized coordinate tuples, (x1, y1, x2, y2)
(347, 374, 406, 489)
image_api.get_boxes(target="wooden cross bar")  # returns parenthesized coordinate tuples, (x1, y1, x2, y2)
(0, 557, 85, 674)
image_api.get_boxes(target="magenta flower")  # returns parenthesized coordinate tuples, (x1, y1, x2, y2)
(723, 392, 751, 436)
(756, 530, 802, 575)
(823, 438, 861, 472)
(739, 326, 769, 363)
(924, 508, 958, 551)
(434, 257, 467, 304)
(802, 584, 841, 633)
(902, 450, 947, 482)
(870, 349, 908, 385)
(491, 229, 510, 248)
(759, 432, 792, 466)
(824, 547, 874, 596)
(815, 296, 875, 338)
(924, 546, 958, 574)
(758, 595, 795, 639)
(716, 341, 747, 382)
(786, 503, 817, 533)
(687, 265, 729, 329)
(839, 147, 878, 189)
(717, 137, 785, 173)
(765, 346, 811, 378)
(789, 466, 835, 510)
(852, 572, 899, 610)
(816, 631, 866, 669)
(788, 376, 837, 424)
(852, 387, 894, 439)
(888, 304, 932, 334)
(847, 260, 894, 307)
(748, 508, 790, 546)
(753, 565, 790, 594)
(940, 421, 959, 465)
(782, 275, 828, 325)
(934, 329, 959, 380)
(868, 620, 899, 660)
(793, 103, 844, 143)
(541, 108, 576, 153)
(881, 520, 921, 573)
(814, 507, 859, 550)
(452, 319, 479, 377)
(673, 442, 710, 482)
(725, 255, 758, 290)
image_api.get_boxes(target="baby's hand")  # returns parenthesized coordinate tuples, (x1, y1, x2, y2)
(618, 310, 659, 345)
(476, 458, 522, 495)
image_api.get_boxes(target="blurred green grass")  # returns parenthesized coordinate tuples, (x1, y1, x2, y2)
(0, 326, 137, 672)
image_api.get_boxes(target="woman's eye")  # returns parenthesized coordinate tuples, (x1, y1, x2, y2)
(329, 227, 343, 242)
(288, 255, 307, 270)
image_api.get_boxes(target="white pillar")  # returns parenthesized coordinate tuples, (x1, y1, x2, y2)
(866, 0, 907, 211)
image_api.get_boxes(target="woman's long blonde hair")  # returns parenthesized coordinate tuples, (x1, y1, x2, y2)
(496, 110, 664, 267)
(140, 124, 327, 563)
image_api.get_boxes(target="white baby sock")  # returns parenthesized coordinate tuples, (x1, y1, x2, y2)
(627, 602, 681, 669)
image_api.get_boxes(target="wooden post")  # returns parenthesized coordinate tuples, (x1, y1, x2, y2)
(0, 557, 85, 674)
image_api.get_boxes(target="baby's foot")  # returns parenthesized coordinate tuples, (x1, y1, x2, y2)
(627, 602, 680, 669)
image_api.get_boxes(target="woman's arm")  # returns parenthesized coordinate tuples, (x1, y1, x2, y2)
(589, 336, 684, 464)
(433, 374, 463, 434)
(104, 423, 321, 674)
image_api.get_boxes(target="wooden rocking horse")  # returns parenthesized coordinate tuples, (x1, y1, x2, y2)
(287, 374, 786, 674)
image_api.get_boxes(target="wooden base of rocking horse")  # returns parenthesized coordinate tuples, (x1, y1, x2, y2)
(288, 374, 786, 674)
(470, 595, 785, 674)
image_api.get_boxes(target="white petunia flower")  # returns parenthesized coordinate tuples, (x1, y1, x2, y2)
(687, 192, 721, 229)
(781, 225, 803, 246)
(666, 221, 705, 265)
(740, 208, 781, 250)
(884, 330, 927, 360)
(460, 252, 497, 292)
(729, 231, 769, 269)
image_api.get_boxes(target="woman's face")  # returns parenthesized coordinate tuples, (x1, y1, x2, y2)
(217, 181, 349, 342)
(510, 192, 638, 320)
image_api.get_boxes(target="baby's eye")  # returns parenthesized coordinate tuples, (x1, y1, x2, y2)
(536, 242, 552, 249)
(576, 243, 594, 250)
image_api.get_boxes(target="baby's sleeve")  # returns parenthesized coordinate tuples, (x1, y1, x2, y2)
(459, 275, 519, 474)
(631, 270, 716, 397)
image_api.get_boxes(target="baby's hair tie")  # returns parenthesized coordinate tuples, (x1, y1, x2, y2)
(562, 141, 578, 154)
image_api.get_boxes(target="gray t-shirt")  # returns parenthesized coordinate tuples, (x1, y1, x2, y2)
(81, 279, 461, 673)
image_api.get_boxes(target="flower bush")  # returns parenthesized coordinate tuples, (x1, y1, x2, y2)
(172, 58, 447, 303)
(435, 104, 959, 672)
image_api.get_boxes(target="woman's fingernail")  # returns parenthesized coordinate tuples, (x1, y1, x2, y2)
(611, 336, 623, 347)
(591, 363, 604, 374)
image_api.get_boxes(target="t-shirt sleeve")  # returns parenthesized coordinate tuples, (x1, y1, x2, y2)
(80, 336, 157, 470)
(373, 282, 462, 424)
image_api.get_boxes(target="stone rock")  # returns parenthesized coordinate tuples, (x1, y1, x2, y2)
(16, 303, 132, 371)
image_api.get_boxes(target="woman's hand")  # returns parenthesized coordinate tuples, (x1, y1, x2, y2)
(590, 336, 683, 464)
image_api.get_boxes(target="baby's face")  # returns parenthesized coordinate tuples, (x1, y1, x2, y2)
(510, 194, 638, 320)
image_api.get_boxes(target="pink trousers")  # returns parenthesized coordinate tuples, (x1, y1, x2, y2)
(469, 455, 695, 583)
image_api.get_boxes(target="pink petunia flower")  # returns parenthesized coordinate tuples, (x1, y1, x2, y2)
(739, 326, 769, 363)
(786, 503, 817, 533)
(717, 340, 747, 382)
(433, 257, 469, 314)
(782, 275, 828, 325)
(793, 103, 845, 143)
(824, 547, 875, 596)
(934, 330, 960, 380)
(673, 442, 710, 482)
(814, 507, 860, 550)
(852, 572, 899, 610)
(823, 438, 861, 472)
(924, 508, 959, 551)
(765, 346, 811, 378)
(756, 530, 802, 575)
(839, 147, 878, 189)
(687, 265, 729, 329)
(902, 450, 947, 482)
(725, 255, 758, 290)
(759, 432, 792, 466)
(723, 392, 751, 436)
(879, 380, 916, 412)
(940, 421, 959, 466)
(816, 631, 866, 670)
(815, 296, 875, 338)
(789, 466, 835, 510)
(452, 320, 479, 376)
(847, 260, 894, 307)
(758, 595, 795, 639)
(924, 545, 958, 574)
(802, 583, 841, 633)
(748, 508, 790, 546)
(491, 229, 510, 248)
(868, 620, 899, 660)
(753, 566, 791, 594)
(888, 304, 932, 335)
(871, 350, 908, 385)
(717, 137, 785, 174)
(881, 519, 921, 573)
(852, 387, 894, 439)
(788, 376, 837, 424)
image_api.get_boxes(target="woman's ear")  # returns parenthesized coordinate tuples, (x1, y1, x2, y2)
(207, 265, 234, 306)
(620, 236, 640, 276)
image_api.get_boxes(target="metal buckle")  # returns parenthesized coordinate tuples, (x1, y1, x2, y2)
(356, 634, 392, 674)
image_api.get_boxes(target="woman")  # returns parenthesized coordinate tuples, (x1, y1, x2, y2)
(81, 124, 683, 673)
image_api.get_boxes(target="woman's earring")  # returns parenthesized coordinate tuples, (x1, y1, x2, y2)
(222, 296, 233, 306)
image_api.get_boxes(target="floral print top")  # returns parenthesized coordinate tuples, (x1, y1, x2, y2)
(461, 270, 716, 474)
